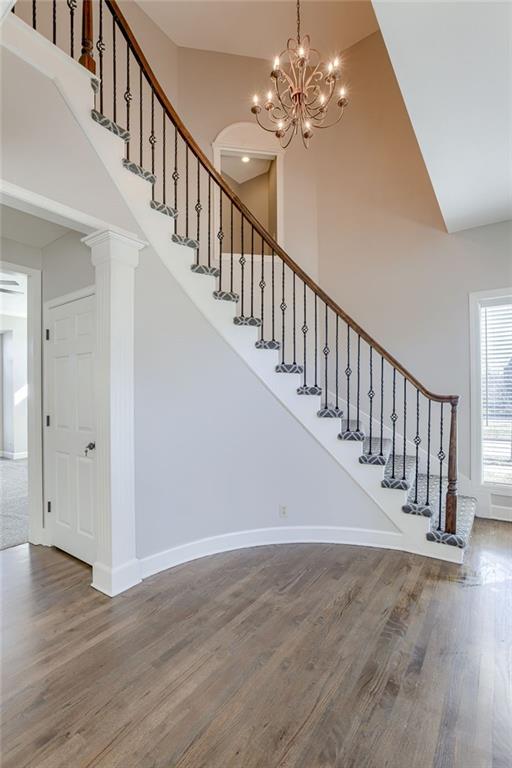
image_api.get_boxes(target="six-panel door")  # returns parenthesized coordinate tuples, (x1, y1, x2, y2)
(46, 294, 96, 565)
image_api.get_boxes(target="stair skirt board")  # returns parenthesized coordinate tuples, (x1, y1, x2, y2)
(171, 234, 199, 249)
(233, 316, 262, 327)
(150, 200, 178, 219)
(276, 363, 304, 374)
(317, 405, 343, 418)
(256, 339, 280, 350)
(297, 385, 322, 395)
(91, 109, 130, 141)
(139, 526, 405, 580)
(191, 264, 220, 278)
(121, 158, 156, 185)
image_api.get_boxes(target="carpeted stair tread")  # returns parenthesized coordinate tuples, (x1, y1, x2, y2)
(359, 437, 392, 465)
(172, 233, 199, 249)
(234, 316, 262, 327)
(213, 290, 239, 302)
(122, 158, 156, 184)
(382, 454, 416, 490)
(297, 384, 322, 395)
(191, 264, 220, 277)
(276, 363, 303, 374)
(338, 419, 365, 441)
(91, 109, 130, 141)
(427, 495, 477, 548)
(255, 339, 280, 350)
(402, 473, 446, 517)
(317, 404, 343, 418)
(151, 200, 178, 219)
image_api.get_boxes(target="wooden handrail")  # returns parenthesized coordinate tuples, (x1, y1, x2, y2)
(105, 0, 458, 407)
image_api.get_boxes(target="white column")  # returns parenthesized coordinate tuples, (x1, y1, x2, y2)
(83, 230, 146, 597)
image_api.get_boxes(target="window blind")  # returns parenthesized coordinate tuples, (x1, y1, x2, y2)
(480, 299, 512, 486)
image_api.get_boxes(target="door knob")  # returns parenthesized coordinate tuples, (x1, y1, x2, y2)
(84, 441, 96, 456)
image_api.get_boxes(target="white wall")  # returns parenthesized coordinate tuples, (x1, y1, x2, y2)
(0, 315, 27, 458)
(134, 246, 396, 559)
(42, 231, 94, 301)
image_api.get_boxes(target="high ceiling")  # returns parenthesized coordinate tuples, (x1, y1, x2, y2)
(134, 1, 379, 61)
(374, 1, 512, 233)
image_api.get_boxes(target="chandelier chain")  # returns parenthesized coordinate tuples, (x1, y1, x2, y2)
(297, 0, 301, 44)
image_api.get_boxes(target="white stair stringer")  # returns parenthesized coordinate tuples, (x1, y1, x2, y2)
(2, 14, 464, 564)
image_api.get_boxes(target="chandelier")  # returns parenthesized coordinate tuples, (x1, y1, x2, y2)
(251, 0, 349, 149)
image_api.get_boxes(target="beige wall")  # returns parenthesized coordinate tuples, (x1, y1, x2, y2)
(315, 31, 512, 477)
(112, 12, 512, 479)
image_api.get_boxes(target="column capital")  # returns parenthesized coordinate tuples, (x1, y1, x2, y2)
(82, 229, 147, 269)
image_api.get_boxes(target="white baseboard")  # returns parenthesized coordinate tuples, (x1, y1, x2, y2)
(477, 505, 512, 523)
(0, 451, 28, 460)
(91, 559, 142, 597)
(139, 526, 403, 580)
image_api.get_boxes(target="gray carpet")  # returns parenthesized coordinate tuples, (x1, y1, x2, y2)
(0, 458, 29, 550)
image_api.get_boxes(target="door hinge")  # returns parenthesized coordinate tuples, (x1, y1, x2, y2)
(45, 328, 50, 341)
(46, 415, 50, 427)
(47, 500, 52, 514)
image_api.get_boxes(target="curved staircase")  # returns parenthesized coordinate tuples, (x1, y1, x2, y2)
(6, 0, 477, 561)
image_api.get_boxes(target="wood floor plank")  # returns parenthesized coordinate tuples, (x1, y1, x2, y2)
(1, 521, 511, 768)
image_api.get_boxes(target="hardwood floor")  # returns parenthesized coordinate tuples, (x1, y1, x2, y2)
(1, 520, 511, 768)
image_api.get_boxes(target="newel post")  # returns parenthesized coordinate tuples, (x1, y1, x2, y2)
(79, 0, 96, 73)
(445, 396, 459, 534)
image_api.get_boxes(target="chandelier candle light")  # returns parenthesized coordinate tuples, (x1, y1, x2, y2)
(251, 0, 349, 148)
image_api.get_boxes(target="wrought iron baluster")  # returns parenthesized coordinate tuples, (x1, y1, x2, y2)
(149, 90, 156, 200)
(240, 217, 245, 316)
(323, 303, 329, 410)
(195, 157, 201, 265)
(173, 125, 178, 234)
(53, 0, 56, 43)
(302, 283, 308, 386)
(124, 43, 131, 160)
(280, 262, 286, 362)
(250, 227, 255, 318)
(356, 335, 361, 432)
(368, 346, 373, 455)
(402, 377, 407, 480)
(207, 176, 211, 268)
(391, 367, 397, 478)
(380, 356, 384, 457)
(414, 390, 420, 504)
(32, 0, 36, 29)
(97, 0, 104, 114)
(271, 251, 276, 343)
(162, 112, 166, 203)
(230, 202, 234, 293)
(335, 316, 339, 413)
(259, 236, 265, 341)
(438, 403, 445, 530)
(112, 15, 116, 120)
(345, 325, 351, 431)
(68, 0, 77, 58)
(314, 295, 318, 388)
(426, 399, 432, 507)
(217, 192, 224, 290)
(185, 145, 189, 238)
(139, 68, 143, 167)
(292, 273, 297, 364)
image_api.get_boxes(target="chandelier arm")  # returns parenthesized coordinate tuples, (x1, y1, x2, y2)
(275, 78, 293, 112)
(254, 110, 285, 134)
(314, 106, 347, 130)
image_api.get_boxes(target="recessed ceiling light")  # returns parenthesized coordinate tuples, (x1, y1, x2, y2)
(241, 156, 250, 163)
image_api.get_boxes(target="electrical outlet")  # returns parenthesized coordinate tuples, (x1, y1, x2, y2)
(279, 505, 288, 519)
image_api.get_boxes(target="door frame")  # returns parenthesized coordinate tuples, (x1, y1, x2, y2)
(43, 286, 96, 554)
(0, 259, 43, 544)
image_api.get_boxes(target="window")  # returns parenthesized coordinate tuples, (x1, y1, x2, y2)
(471, 290, 512, 489)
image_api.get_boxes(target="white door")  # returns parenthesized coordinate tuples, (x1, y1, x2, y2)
(45, 293, 96, 565)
